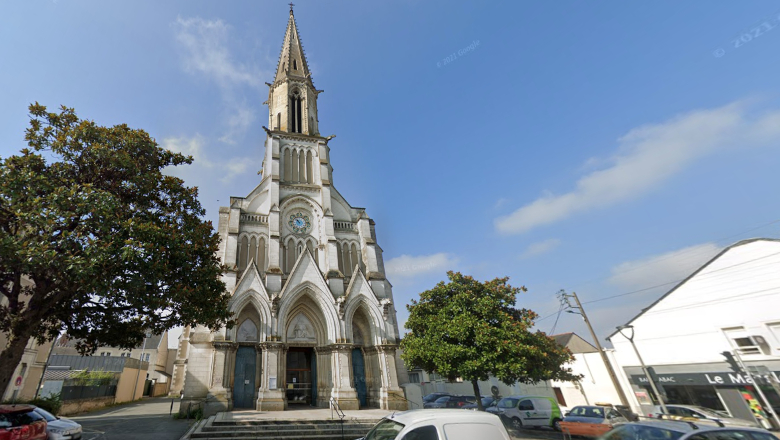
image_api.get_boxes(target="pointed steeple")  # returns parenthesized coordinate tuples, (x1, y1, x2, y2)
(266, 6, 321, 135)
(274, 4, 312, 85)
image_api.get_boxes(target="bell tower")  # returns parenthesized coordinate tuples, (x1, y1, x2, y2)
(266, 4, 320, 135)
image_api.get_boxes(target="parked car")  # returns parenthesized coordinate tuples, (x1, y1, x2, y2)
(486, 395, 563, 430)
(597, 420, 775, 440)
(422, 393, 450, 405)
(359, 409, 511, 440)
(462, 396, 498, 411)
(32, 406, 82, 440)
(651, 404, 762, 429)
(0, 404, 48, 440)
(424, 395, 475, 409)
(559, 405, 627, 437)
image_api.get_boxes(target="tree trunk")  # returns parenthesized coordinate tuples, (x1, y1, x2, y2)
(0, 330, 34, 399)
(472, 379, 484, 411)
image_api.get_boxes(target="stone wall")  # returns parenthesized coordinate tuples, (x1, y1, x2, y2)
(59, 396, 115, 416)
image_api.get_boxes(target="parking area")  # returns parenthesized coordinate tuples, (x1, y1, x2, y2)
(69, 397, 193, 440)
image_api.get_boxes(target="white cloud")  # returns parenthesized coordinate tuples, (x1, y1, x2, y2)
(519, 239, 561, 259)
(173, 17, 259, 89)
(172, 16, 268, 143)
(385, 253, 457, 280)
(162, 135, 256, 183)
(608, 243, 722, 290)
(495, 101, 780, 234)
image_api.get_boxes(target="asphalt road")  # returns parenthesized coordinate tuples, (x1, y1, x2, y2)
(69, 397, 194, 440)
(509, 426, 565, 440)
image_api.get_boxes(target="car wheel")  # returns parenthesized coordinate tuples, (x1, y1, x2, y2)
(553, 418, 562, 431)
(511, 417, 523, 430)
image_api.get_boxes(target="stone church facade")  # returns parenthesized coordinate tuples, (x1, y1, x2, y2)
(172, 8, 408, 414)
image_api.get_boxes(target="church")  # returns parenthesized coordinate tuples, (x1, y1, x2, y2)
(171, 7, 408, 414)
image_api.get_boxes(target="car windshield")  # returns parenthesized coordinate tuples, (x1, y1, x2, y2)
(423, 394, 445, 402)
(33, 407, 58, 422)
(691, 407, 726, 418)
(499, 398, 518, 409)
(434, 396, 450, 403)
(600, 424, 684, 440)
(0, 410, 44, 428)
(365, 419, 405, 440)
(481, 397, 494, 405)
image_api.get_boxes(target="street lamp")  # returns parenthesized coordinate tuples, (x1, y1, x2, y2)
(132, 331, 152, 401)
(616, 325, 668, 415)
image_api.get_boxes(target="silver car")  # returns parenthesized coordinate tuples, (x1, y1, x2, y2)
(651, 404, 761, 429)
(32, 407, 82, 440)
(598, 420, 773, 440)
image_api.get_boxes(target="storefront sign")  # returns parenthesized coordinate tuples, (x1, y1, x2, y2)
(630, 370, 780, 387)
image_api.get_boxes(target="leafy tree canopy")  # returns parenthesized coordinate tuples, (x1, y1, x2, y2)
(401, 271, 579, 410)
(0, 104, 232, 393)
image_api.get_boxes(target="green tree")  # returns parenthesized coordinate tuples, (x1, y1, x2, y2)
(0, 104, 232, 394)
(401, 271, 579, 411)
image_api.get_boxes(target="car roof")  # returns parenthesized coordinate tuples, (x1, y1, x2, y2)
(0, 404, 36, 414)
(386, 409, 503, 425)
(502, 395, 552, 400)
(615, 420, 762, 433)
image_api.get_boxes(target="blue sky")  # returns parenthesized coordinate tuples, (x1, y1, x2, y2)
(3, 1, 780, 348)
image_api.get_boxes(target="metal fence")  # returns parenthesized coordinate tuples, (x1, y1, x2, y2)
(60, 384, 118, 401)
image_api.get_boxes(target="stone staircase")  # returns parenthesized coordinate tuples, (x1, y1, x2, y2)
(184, 415, 381, 440)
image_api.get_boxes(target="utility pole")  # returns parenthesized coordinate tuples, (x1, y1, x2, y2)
(560, 290, 630, 407)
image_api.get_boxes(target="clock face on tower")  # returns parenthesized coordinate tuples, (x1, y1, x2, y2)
(288, 212, 312, 234)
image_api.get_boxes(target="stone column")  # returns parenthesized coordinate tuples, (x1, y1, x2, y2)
(256, 342, 286, 410)
(329, 344, 359, 410)
(204, 341, 236, 415)
(376, 344, 408, 410)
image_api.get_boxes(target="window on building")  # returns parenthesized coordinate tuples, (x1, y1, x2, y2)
(722, 327, 768, 355)
(408, 372, 421, 384)
(144, 354, 150, 362)
(293, 59, 297, 70)
(553, 387, 567, 406)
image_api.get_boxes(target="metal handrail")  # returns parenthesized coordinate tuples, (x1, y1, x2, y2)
(329, 397, 346, 440)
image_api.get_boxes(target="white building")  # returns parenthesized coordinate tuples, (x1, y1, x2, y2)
(175, 7, 406, 415)
(607, 238, 780, 425)
(549, 333, 624, 409)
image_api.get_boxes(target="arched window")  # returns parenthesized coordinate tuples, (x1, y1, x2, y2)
(258, 237, 266, 273)
(299, 150, 306, 183)
(249, 236, 257, 267)
(238, 236, 249, 272)
(309, 116, 314, 135)
(285, 238, 295, 275)
(290, 91, 303, 133)
(351, 243, 360, 275)
(284, 149, 292, 182)
(293, 59, 298, 70)
(342, 242, 353, 277)
(306, 150, 314, 184)
(291, 149, 299, 182)
(336, 242, 344, 274)
(276, 113, 281, 130)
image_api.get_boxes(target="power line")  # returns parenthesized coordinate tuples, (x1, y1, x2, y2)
(567, 217, 780, 295)
(580, 250, 780, 305)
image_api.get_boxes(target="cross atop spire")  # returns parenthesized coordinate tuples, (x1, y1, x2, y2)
(273, 5, 312, 85)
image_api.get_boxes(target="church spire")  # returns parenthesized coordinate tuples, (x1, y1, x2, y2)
(267, 7, 320, 135)
(273, 3, 312, 85)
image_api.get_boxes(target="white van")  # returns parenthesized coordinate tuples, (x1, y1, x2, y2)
(359, 409, 511, 440)
(487, 395, 563, 430)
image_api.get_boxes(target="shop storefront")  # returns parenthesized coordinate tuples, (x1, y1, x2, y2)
(624, 362, 780, 426)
